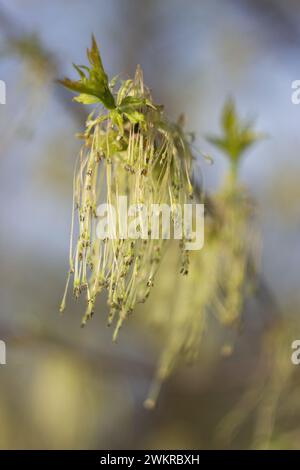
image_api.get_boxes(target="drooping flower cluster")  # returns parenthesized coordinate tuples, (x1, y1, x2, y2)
(59, 37, 196, 341)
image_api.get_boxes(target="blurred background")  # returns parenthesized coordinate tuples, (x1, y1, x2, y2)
(0, 0, 300, 450)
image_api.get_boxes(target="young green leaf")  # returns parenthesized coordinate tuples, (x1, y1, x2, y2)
(58, 35, 116, 109)
(207, 98, 264, 166)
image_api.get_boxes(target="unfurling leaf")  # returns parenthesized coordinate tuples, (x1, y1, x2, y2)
(207, 98, 264, 166)
(58, 35, 116, 109)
